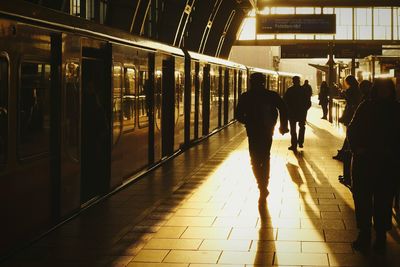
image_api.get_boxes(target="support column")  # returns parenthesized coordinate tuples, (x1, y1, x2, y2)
(327, 43, 335, 123)
(351, 57, 356, 76)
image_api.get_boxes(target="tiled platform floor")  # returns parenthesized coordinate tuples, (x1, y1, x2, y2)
(4, 106, 400, 267)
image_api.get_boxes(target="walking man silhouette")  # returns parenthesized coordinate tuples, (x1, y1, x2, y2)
(236, 72, 289, 203)
(284, 76, 312, 151)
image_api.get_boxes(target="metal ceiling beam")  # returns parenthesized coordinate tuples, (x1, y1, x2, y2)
(257, 0, 400, 8)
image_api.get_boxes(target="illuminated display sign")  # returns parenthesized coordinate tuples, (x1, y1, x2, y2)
(257, 14, 336, 34)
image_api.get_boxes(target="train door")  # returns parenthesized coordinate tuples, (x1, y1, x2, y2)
(161, 58, 175, 157)
(80, 42, 111, 205)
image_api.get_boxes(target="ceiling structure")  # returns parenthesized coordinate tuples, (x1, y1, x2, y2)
(106, 0, 255, 58)
(22, 0, 400, 58)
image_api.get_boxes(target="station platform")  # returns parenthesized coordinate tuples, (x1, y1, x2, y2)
(4, 106, 400, 267)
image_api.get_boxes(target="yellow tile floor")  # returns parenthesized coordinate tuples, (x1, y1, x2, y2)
(4, 106, 400, 266)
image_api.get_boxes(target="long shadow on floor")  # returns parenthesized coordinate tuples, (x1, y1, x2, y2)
(288, 148, 399, 266)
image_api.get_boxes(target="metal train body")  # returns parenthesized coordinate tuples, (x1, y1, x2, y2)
(0, 1, 299, 256)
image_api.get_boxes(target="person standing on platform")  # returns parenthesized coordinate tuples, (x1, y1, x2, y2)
(236, 72, 289, 203)
(283, 76, 312, 151)
(318, 81, 330, 119)
(333, 75, 361, 160)
(347, 78, 400, 253)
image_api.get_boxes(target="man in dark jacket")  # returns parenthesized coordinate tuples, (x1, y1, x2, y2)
(348, 78, 400, 253)
(283, 76, 312, 151)
(236, 72, 289, 202)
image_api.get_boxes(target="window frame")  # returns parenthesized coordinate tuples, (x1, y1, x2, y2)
(137, 69, 149, 130)
(17, 58, 52, 161)
(122, 65, 137, 133)
(112, 62, 123, 145)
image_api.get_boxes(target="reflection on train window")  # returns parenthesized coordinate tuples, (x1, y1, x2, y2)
(0, 57, 8, 165)
(113, 64, 123, 144)
(175, 70, 184, 124)
(123, 67, 136, 132)
(209, 65, 219, 130)
(155, 69, 162, 131)
(64, 61, 80, 159)
(138, 70, 149, 128)
(18, 62, 51, 159)
(270, 75, 278, 91)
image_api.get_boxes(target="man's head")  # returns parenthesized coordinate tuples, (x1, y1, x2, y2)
(292, 76, 301, 86)
(304, 80, 309, 85)
(344, 75, 358, 89)
(250, 72, 266, 90)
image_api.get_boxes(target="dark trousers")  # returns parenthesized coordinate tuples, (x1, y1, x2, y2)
(248, 135, 272, 196)
(321, 103, 328, 118)
(289, 119, 306, 147)
(352, 155, 395, 232)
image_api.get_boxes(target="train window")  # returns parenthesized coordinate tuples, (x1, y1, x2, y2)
(64, 61, 80, 160)
(0, 57, 8, 165)
(138, 70, 149, 128)
(18, 62, 51, 159)
(209, 65, 219, 131)
(175, 70, 184, 123)
(113, 64, 123, 144)
(123, 67, 136, 132)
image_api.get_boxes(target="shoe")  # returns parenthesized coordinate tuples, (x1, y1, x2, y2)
(288, 146, 297, 151)
(373, 232, 387, 253)
(321, 117, 327, 119)
(298, 144, 303, 148)
(352, 231, 371, 252)
(332, 154, 344, 161)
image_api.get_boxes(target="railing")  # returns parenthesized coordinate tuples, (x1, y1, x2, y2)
(331, 98, 346, 133)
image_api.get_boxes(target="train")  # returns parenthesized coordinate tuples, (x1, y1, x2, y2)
(0, 1, 299, 256)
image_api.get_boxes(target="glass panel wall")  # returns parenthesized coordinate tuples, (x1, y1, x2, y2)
(374, 8, 392, 40)
(239, 6, 399, 41)
(356, 8, 372, 40)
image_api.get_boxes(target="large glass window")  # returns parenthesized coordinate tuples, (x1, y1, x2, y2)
(394, 8, 400, 40)
(239, 6, 398, 41)
(64, 61, 80, 160)
(123, 67, 136, 132)
(356, 8, 372, 40)
(0, 57, 8, 165)
(112, 64, 122, 144)
(374, 8, 392, 40)
(19, 62, 51, 159)
(138, 70, 149, 128)
(335, 8, 353, 40)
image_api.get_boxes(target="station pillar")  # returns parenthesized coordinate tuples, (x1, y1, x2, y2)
(327, 43, 335, 123)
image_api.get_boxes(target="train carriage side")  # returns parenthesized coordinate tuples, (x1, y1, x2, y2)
(0, 17, 62, 256)
(0, 1, 253, 257)
(188, 52, 246, 134)
(277, 71, 302, 96)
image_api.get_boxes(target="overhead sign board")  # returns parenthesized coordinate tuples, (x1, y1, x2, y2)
(334, 44, 382, 58)
(257, 14, 336, 34)
(281, 44, 328, 58)
(281, 44, 382, 59)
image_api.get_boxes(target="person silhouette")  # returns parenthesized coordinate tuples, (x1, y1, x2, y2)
(236, 72, 289, 203)
(348, 78, 400, 253)
(283, 76, 312, 151)
(318, 81, 329, 119)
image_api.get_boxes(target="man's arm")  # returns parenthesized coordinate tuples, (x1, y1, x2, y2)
(273, 92, 289, 134)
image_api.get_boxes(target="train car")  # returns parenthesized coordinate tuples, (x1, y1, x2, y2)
(0, 1, 299, 257)
(248, 67, 301, 97)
